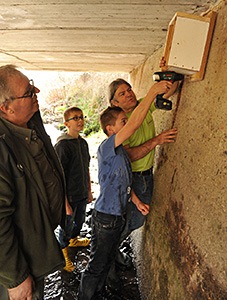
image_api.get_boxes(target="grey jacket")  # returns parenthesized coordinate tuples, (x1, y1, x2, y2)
(0, 111, 65, 288)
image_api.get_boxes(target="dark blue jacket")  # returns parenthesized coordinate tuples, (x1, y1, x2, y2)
(55, 133, 90, 201)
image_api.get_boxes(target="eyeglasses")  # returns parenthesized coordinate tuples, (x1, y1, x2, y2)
(66, 115, 86, 122)
(10, 79, 35, 101)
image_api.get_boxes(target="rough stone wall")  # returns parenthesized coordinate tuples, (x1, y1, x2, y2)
(129, 1, 227, 299)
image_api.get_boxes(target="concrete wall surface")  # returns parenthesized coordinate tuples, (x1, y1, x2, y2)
(130, 1, 226, 299)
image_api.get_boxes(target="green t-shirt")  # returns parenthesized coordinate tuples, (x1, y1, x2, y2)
(123, 99, 156, 172)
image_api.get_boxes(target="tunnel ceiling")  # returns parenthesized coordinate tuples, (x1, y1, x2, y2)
(0, 0, 218, 72)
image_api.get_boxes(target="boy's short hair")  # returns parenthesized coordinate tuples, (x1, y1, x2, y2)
(108, 78, 131, 105)
(63, 106, 82, 122)
(100, 106, 123, 135)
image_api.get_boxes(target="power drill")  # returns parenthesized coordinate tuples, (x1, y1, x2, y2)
(153, 71, 184, 110)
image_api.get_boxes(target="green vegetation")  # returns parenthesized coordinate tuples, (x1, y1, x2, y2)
(41, 72, 128, 136)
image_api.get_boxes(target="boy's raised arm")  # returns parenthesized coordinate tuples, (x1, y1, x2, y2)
(115, 80, 172, 147)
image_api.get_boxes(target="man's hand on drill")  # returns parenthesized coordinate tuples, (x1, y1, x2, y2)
(159, 56, 179, 98)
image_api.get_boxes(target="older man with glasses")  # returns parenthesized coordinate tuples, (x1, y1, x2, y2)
(0, 65, 66, 300)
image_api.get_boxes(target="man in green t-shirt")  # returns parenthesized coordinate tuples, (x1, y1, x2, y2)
(109, 78, 177, 234)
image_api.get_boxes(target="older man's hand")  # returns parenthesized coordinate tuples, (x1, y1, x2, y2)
(8, 275, 33, 300)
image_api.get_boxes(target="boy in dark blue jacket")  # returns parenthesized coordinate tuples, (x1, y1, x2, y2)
(55, 107, 93, 272)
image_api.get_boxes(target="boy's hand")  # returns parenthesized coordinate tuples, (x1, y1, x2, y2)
(65, 198, 73, 215)
(137, 202, 150, 216)
(87, 190, 94, 203)
(131, 190, 150, 215)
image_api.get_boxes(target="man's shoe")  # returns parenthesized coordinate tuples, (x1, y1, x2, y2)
(69, 237, 90, 247)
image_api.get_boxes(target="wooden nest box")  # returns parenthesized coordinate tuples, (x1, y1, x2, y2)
(163, 11, 217, 81)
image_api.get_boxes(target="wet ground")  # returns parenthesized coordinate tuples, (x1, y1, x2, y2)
(44, 203, 142, 300)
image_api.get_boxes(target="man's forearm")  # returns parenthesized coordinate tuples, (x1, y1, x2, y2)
(124, 127, 177, 162)
(124, 137, 158, 162)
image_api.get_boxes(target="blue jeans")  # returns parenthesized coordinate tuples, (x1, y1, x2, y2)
(107, 172, 153, 285)
(55, 215, 77, 248)
(68, 196, 87, 239)
(111, 172, 153, 256)
(78, 210, 125, 300)
(55, 197, 87, 248)
(129, 172, 153, 231)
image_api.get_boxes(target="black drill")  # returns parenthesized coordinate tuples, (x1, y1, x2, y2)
(153, 71, 184, 110)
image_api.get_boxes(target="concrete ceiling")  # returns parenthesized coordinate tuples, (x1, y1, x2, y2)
(0, 0, 218, 73)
